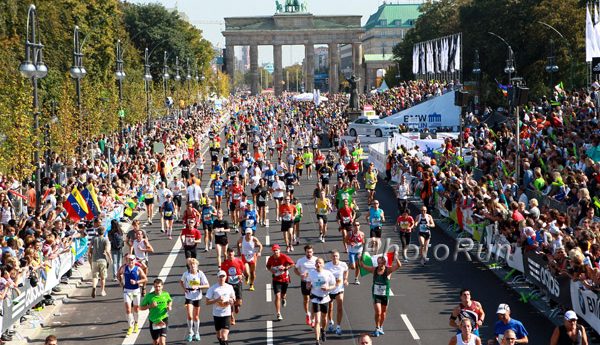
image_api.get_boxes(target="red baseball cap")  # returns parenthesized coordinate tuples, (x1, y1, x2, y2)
(271, 244, 281, 251)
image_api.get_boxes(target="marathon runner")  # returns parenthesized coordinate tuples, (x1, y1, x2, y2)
(179, 258, 209, 342)
(118, 254, 147, 336)
(279, 196, 297, 252)
(337, 199, 356, 253)
(325, 249, 348, 337)
(396, 209, 415, 262)
(139, 279, 172, 345)
(206, 270, 236, 345)
(256, 178, 270, 226)
(168, 176, 185, 222)
(346, 221, 365, 285)
(307, 257, 336, 345)
(266, 243, 295, 321)
(213, 209, 231, 267)
(201, 198, 217, 252)
(220, 248, 246, 325)
(364, 163, 378, 205)
(237, 229, 263, 291)
(130, 229, 154, 296)
(415, 206, 436, 265)
(366, 200, 385, 252)
(161, 194, 175, 239)
(179, 218, 202, 259)
(449, 288, 486, 337)
(315, 189, 333, 243)
(211, 175, 225, 210)
(292, 197, 303, 245)
(295, 245, 318, 326)
(359, 253, 402, 337)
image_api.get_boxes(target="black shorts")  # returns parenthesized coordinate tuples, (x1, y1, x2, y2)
(400, 232, 411, 248)
(144, 198, 155, 205)
(329, 291, 343, 300)
(370, 227, 382, 238)
(348, 173, 357, 181)
(272, 281, 288, 295)
(312, 302, 328, 314)
(229, 202, 237, 212)
(229, 282, 242, 300)
(211, 154, 218, 162)
(184, 299, 201, 307)
(419, 231, 431, 241)
(340, 222, 352, 231)
(215, 235, 228, 246)
(300, 281, 311, 296)
(317, 214, 328, 223)
(281, 220, 293, 232)
(223, 157, 229, 163)
(173, 195, 182, 207)
(183, 246, 197, 259)
(214, 316, 231, 331)
(274, 196, 283, 202)
(321, 178, 330, 185)
(373, 295, 388, 306)
(257, 200, 266, 208)
(203, 222, 214, 231)
(149, 317, 168, 340)
(182, 170, 190, 179)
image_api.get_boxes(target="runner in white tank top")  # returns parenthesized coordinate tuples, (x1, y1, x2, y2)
(237, 229, 263, 291)
(449, 319, 481, 345)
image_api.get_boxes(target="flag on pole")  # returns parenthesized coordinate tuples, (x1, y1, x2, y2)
(554, 81, 564, 93)
(587, 3, 594, 62)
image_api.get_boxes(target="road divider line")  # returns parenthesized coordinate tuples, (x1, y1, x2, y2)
(266, 320, 273, 345)
(401, 314, 420, 340)
(266, 283, 272, 302)
(265, 235, 270, 246)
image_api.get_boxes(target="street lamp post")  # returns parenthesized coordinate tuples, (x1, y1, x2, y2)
(69, 25, 86, 155)
(539, 21, 573, 90)
(162, 51, 170, 116)
(115, 40, 126, 144)
(545, 39, 559, 91)
(143, 48, 152, 131)
(194, 62, 200, 102)
(45, 100, 58, 179)
(186, 58, 192, 105)
(174, 56, 181, 115)
(19, 4, 48, 212)
(472, 49, 481, 113)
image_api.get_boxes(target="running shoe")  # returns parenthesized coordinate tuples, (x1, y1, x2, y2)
(168, 236, 173, 240)
(335, 326, 342, 336)
(354, 278, 360, 285)
(193, 334, 201, 341)
(276, 313, 283, 321)
(305, 315, 311, 326)
(249, 284, 255, 291)
(101, 290, 107, 297)
(378, 327, 385, 335)
(371, 329, 381, 337)
(133, 323, 139, 333)
(161, 228, 165, 233)
(327, 320, 334, 332)
(186, 334, 193, 342)
(126, 327, 133, 336)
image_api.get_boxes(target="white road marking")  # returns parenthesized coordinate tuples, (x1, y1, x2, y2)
(265, 235, 270, 246)
(266, 320, 274, 345)
(122, 239, 183, 345)
(266, 283, 272, 302)
(401, 314, 420, 340)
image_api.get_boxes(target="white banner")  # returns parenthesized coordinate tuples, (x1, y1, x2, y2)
(384, 91, 461, 130)
(571, 282, 600, 334)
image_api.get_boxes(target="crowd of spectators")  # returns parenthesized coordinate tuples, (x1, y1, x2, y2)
(0, 102, 227, 340)
(386, 85, 600, 293)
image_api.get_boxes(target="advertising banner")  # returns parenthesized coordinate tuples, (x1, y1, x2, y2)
(571, 282, 600, 334)
(385, 91, 461, 130)
(523, 251, 571, 307)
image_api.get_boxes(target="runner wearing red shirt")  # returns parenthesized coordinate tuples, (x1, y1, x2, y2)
(266, 244, 295, 321)
(182, 201, 201, 225)
(179, 219, 202, 259)
(220, 248, 247, 325)
(396, 209, 415, 262)
(229, 177, 244, 233)
(337, 199, 356, 253)
(345, 158, 360, 190)
(279, 197, 297, 252)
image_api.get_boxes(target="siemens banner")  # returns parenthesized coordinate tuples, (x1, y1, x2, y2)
(385, 90, 461, 131)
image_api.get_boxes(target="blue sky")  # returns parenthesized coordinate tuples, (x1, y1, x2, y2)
(130, 0, 418, 65)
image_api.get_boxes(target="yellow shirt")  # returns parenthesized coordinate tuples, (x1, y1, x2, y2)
(365, 171, 377, 189)
(316, 198, 330, 215)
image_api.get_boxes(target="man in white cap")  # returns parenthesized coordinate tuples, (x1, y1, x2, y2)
(206, 270, 236, 345)
(549, 310, 588, 345)
(489, 303, 528, 344)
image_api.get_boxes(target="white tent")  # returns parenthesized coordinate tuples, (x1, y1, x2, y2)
(293, 92, 328, 102)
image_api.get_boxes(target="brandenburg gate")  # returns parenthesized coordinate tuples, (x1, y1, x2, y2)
(222, 2, 365, 95)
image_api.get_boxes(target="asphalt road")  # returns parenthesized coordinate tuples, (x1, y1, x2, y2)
(29, 145, 554, 345)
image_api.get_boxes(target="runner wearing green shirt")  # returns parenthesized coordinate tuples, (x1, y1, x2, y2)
(336, 183, 356, 210)
(140, 279, 173, 345)
(293, 198, 303, 246)
(352, 145, 364, 173)
(302, 148, 314, 179)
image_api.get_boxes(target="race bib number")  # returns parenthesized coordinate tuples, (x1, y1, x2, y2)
(318, 207, 328, 215)
(164, 211, 173, 217)
(282, 213, 292, 221)
(287, 185, 294, 190)
(419, 224, 429, 232)
(373, 284, 387, 296)
(342, 216, 351, 224)
(341, 193, 349, 200)
(185, 236, 196, 246)
(371, 218, 381, 227)
(322, 173, 329, 179)
(189, 279, 200, 287)
(244, 254, 255, 262)
(152, 321, 167, 330)
(233, 193, 241, 200)
(146, 193, 154, 199)
(246, 219, 255, 227)
(204, 214, 212, 221)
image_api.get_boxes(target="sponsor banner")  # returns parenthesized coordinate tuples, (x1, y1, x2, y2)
(523, 251, 571, 306)
(385, 91, 461, 130)
(3, 250, 74, 333)
(571, 282, 600, 334)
